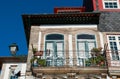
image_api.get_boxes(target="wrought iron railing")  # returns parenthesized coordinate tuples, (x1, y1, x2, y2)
(31, 50, 120, 67)
(31, 50, 107, 67)
(106, 50, 120, 67)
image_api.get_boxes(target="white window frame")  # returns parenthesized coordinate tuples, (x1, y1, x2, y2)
(76, 34, 97, 66)
(103, 0, 119, 9)
(107, 35, 120, 60)
(45, 34, 65, 66)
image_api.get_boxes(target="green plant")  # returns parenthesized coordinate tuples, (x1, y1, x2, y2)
(85, 59, 91, 66)
(97, 55, 105, 61)
(30, 57, 46, 67)
(86, 55, 105, 66)
(37, 59, 46, 66)
(91, 47, 101, 52)
(91, 47, 102, 56)
(30, 57, 38, 64)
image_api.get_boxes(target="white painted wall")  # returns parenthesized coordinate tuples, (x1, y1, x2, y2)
(38, 31, 42, 51)
(99, 32, 104, 48)
(0, 63, 26, 79)
(69, 34, 73, 66)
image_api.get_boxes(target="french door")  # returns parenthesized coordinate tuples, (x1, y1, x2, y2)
(77, 41, 96, 66)
(45, 41, 64, 66)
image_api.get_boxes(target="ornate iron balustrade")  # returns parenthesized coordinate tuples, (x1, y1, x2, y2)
(31, 50, 107, 68)
(106, 50, 120, 67)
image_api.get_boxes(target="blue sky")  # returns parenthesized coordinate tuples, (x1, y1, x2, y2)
(0, 0, 83, 56)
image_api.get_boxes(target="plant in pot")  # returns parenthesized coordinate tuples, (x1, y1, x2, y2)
(91, 47, 102, 56)
(97, 55, 105, 66)
(34, 50, 44, 59)
(30, 57, 38, 67)
(37, 59, 46, 67)
(85, 58, 96, 66)
(90, 54, 105, 67)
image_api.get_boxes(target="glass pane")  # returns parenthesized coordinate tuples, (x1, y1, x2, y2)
(46, 42, 54, 66)
(77, 34, 95, 39)
(118, 37, 120, 40)
(109, 36, 115, 40)
(105, 6, 109, 8)
(110, 5, 113, 8)
(46, 43, 54, 56)
(78, 42, 85, 58)
(88, 42, 96, 58)
(113, 2, 117, 5)
(109, 41, 119, 60)
(77, 42, 85, 66)
(46, 34, 64, 40)
(105, 2, 108, 5)
(109, 3, 112, 6)
(56, 42, 64, 66)
(56, 42, 63, 57)
(114, 6, 118, 8)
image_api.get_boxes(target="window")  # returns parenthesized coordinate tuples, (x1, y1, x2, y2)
(108, 35, 120, 60)
(103, 0, 119, 9)
(77, 34, 96, 66)
(9, 65, 21, 79)
(45, 34, 64, 66)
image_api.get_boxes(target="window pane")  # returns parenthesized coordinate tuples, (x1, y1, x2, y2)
(109, 36, 115, 40)
(77, 34, 95, 39)
(56, 42, 63, 57)
(113, 2, 117, 5)
(46, 34, 64, 40)
(105, 2, 108, 5)
(118, 37, 120, 40)
(114, 6, 118, 8)
(109, 2, 112, 5)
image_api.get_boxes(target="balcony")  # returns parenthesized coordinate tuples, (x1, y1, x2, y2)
(106, 50, 120, 75)
(106, 50, 120, 67)
(31, 50, 108, 75)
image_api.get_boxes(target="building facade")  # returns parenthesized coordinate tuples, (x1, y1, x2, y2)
(83, 0, 120, 12)
(0, 57, 27, 79)
(22, 0, 120, 79)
